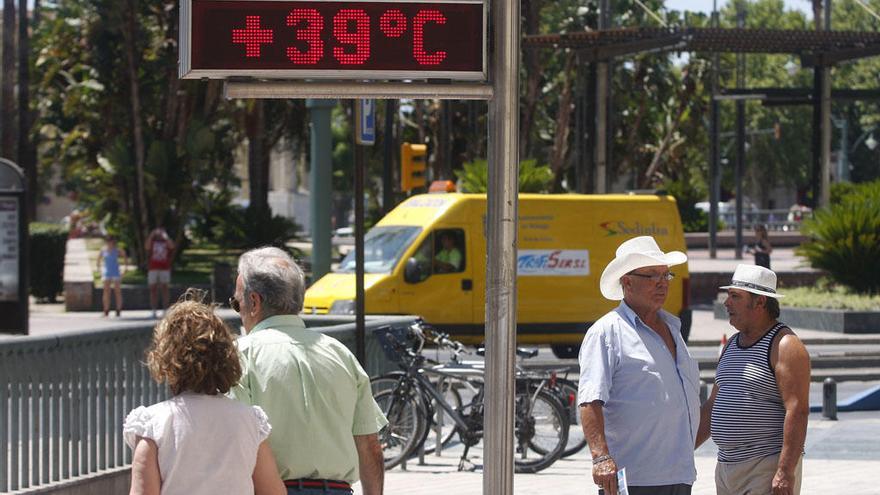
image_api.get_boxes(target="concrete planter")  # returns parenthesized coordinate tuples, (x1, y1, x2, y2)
(713, 302, 880, 334)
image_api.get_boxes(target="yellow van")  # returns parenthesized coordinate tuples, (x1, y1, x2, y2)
(303, 193, 690, 358)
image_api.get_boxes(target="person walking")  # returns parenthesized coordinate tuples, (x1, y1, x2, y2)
(747, 224, 773, 269)
(123, 296, 285, 495)
(96, 235, 128, 317)
(146, 227, 175, 318)
(578, 236, 700, 495)
(229, 247, 387, 495)
(697, 264, 810, 495)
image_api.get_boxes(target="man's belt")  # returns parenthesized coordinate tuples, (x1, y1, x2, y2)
(284, 478, 352, 491)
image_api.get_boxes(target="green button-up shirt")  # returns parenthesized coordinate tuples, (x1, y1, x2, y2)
(229, 315, 388, 482)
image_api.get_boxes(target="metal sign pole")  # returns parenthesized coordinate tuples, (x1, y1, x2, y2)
(484, 0, 519, 491)
(354, 99, 374, 365)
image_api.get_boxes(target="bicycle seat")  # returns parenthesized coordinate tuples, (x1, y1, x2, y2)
(475, 347, 539, 359)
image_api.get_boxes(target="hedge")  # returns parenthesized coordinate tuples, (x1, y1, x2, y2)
(29, 222, 68, 302)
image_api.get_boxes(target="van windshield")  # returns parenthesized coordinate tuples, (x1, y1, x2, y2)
(335, 226, 422, 273)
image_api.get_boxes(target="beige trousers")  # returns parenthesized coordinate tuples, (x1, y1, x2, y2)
(715, 453, 803, 495)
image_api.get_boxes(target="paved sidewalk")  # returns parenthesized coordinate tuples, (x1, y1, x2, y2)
(1, 303, 240, 340)
(686, 247, 814, 273)
(356, 411, 880, 495)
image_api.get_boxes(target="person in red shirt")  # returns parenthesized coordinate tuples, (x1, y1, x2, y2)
(146, 227, 175, 318)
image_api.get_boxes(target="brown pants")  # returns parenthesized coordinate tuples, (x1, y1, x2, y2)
(715, 453, 802, 495)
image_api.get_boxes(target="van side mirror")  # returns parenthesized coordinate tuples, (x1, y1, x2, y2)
(404, 257, 424, 284)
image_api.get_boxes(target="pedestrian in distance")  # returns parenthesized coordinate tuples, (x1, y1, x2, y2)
(146, 226, 175, 318)
(96, 235, 128, 317)
(746, 224, 773, 269)
(229, 247, 387, 495)
(578, 236, 700, 495)
(696, 264, 811, 495)
(123, 293, 285, 495)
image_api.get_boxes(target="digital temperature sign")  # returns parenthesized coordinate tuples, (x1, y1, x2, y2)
(180, 0, 487, 81)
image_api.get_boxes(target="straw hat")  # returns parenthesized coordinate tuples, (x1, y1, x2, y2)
(719, 264, 785, 298)
(599, 236, 687, 301)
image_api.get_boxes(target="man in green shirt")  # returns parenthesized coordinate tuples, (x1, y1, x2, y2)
(433, 232, 462, 273)
(229, 247, 387, 495)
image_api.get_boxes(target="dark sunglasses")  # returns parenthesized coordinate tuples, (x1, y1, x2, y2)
(229, 297, 240, 313)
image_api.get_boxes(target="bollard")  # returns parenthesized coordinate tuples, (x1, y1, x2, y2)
(699, 380, 708, 405)
(822, 377, 837, 420)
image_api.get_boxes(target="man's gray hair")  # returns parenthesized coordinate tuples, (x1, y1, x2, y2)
(238, 247, 305, 317)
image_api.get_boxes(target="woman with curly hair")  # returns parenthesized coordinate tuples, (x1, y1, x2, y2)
(123, 297, 285, 495)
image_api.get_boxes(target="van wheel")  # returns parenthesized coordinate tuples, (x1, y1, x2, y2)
(551, 344, 580, 360)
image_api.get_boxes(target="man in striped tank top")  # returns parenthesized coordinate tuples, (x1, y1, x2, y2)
(696, 264, 811, 495)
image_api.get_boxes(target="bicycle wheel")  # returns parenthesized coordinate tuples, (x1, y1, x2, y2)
(513, 388, 569, 473)
(555, 378, 587, 458)
(371, 372, 407, 395)
(421, 377, 464, 454)
(374, 387, 427, 470)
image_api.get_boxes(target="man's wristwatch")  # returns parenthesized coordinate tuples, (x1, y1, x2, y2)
(592, 454, 613, 465)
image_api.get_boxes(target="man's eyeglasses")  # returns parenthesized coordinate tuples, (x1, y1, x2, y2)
(628, 271, 675, 283)
(229, 297, 240, 313)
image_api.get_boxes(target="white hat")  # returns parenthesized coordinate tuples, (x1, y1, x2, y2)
(599, 236, 688, 301)
(719, 264, 785, 298)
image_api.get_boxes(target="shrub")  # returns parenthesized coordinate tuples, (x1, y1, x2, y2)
(455, 159, 553, 193)
(830, 181, 859, 205)
(214, 206, 300, 250)
(797, 180, 880, 294)
(29, 222, 68, 302)
(665, 179, 710, 233)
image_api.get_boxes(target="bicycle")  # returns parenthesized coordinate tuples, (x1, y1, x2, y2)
(532, 370, 587, 458)
(372, 321, 569, 473)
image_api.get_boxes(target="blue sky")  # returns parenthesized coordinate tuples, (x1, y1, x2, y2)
(665, 0, 811, 16)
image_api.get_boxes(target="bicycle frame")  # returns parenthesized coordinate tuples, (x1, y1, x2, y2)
(400, 361, 479, 436)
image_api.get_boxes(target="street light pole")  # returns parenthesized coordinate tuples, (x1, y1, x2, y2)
(734, 5, 745, 260)
(708, 6, 720, 259)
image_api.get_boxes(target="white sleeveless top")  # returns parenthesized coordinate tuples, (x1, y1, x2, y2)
(124, 393, 271, 495)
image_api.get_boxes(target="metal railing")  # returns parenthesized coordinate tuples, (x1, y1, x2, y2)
(1, 315, 408, 493)
(717, 208, 812, 231)
(1, 326, 164, 493)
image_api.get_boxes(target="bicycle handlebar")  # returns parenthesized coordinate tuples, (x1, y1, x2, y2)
(408, 320, 469, 360)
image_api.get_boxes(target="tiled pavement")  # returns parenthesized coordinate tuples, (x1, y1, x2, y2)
(355, 411, 880, 494)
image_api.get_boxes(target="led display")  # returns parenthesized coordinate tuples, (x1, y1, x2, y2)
(182, 0, 486, 80)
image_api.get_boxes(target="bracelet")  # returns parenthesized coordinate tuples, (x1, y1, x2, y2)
(592, 454, 613, 465)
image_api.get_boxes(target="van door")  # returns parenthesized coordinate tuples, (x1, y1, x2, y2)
(398, 228, 474, 324)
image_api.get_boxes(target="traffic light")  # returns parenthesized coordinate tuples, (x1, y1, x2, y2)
(401, 143, 427, 192)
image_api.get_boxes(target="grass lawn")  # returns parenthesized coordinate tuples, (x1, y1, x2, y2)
(781, 285, 880, 311)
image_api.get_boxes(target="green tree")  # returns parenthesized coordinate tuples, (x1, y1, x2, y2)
(32, 0, 243, 266)
(454, 158, 553, 193)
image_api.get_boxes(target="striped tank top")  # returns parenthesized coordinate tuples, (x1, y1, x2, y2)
(711, 323, 787, 463)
